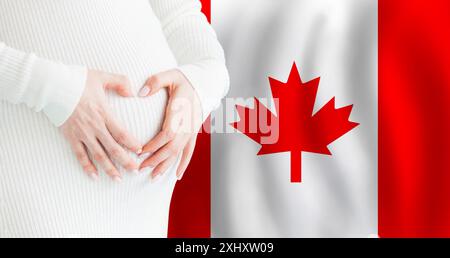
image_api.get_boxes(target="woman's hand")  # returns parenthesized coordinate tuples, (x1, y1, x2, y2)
(61, 70, 142, 182)
(138, 70, 203, 181)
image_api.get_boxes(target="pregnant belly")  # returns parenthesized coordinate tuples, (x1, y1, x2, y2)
(0, 56, 179, 237)
(0, 1, 181, 236)
(0, 67, 178, 237)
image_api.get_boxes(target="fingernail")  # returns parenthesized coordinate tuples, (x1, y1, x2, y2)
(136, 148, 143, 155)
(89, 173, 99, 181)
(85, 165, 96, 173)
(138, 86, 150, 97)
(151, 173, 162, 183)
(113, 176, 122, 183)
(127, 162, 139, 172)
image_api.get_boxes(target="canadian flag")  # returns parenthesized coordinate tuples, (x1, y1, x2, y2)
(169, 0, 450, 238)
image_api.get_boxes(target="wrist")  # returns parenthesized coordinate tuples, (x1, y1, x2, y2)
(28, 58, 88, 126)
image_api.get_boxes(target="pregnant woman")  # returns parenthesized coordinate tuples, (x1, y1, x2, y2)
(0, 0, 229, 237)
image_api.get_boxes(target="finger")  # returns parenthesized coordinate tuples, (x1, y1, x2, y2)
(97, 130, 138, 172)
(141, 130, 170, 155)
(84, 138, 122, 182)
(176, 136, 197, 180)
(139, 70, 180, 97)
(140, 135, 186, 170)
(105, 111, 142, 154)
(151, 156, 178, 182)
(69, 139, 98, 180)
(105, 74, 133, 97)
(140, 144, 172, 171)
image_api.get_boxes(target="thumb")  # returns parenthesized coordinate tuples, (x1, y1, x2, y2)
(139, 71, 176, 97)
(105, 74, 133, 97)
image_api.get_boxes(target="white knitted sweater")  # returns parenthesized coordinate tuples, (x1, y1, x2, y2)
(0, 0, 228, 237)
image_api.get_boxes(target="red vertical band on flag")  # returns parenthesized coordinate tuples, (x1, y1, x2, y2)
(291, 152, 302, 183)
(167, 0, 212, 238)
(201, 0, 211, 23)
(380, 0, 450, 237)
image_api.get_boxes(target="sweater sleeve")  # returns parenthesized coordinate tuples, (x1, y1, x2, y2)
(0, 42, 87, 127)
(149, 0, 230, 122)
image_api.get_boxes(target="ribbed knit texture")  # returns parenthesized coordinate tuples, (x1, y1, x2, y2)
(0, 0, 228, 238)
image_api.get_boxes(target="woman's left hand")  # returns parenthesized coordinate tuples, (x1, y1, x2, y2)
(138, 69, 203, 181)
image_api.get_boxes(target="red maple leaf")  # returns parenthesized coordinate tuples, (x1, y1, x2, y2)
(231, 63, 359, 183)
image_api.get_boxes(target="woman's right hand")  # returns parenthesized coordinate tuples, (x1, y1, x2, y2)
(61, 70, 142, 182)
